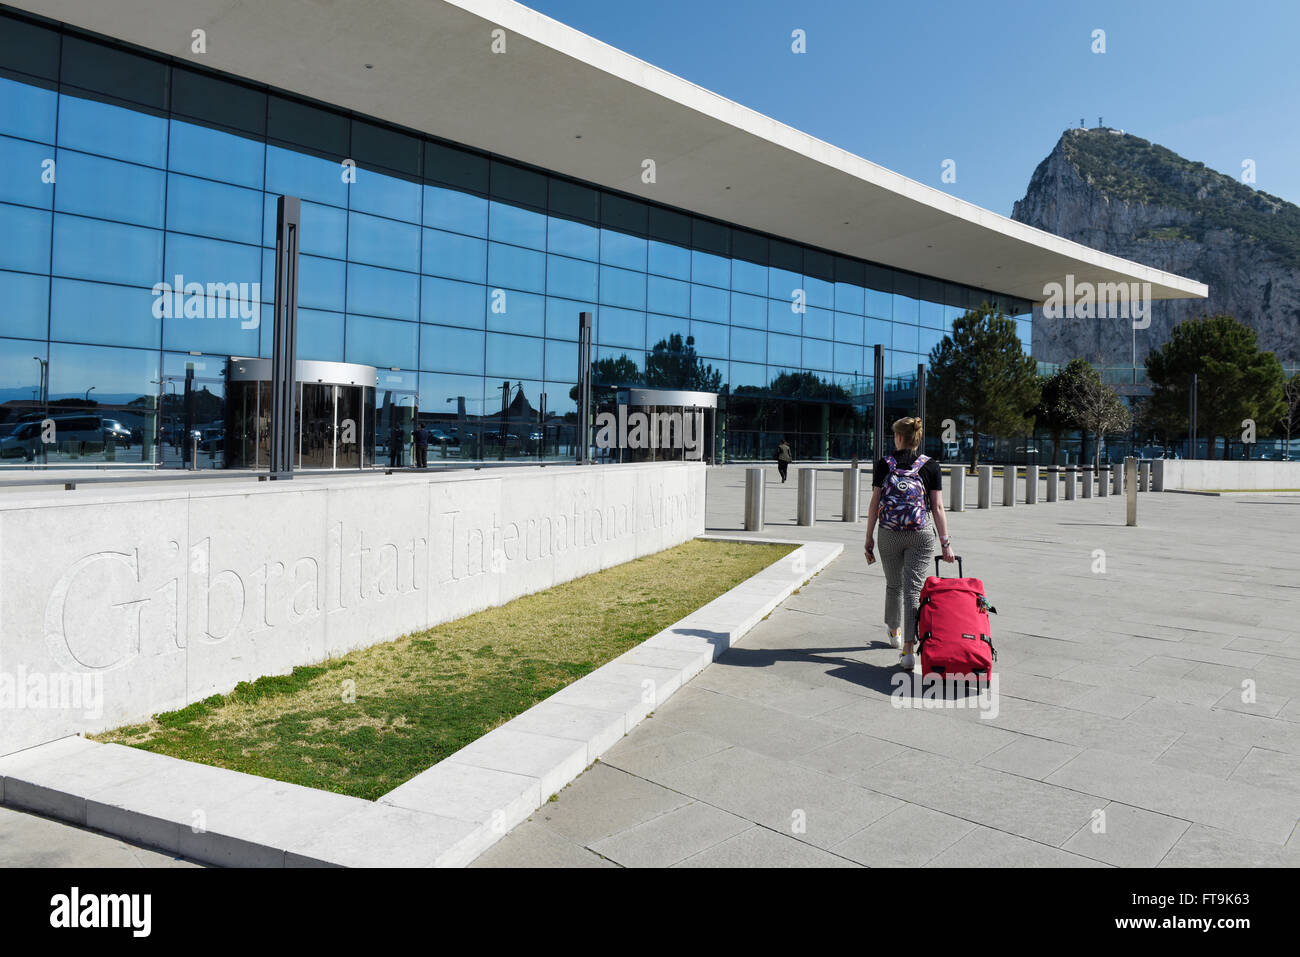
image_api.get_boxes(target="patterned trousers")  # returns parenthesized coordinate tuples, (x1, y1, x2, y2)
(877, 522, 937, 644)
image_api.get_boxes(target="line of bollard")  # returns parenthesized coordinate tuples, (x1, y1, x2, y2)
(797, 467, 816, 526)
(744, 467, 766, 531)
(1025, 464, 1039, 504)
(1045, 466, 1059, 502)
(1112, 461, 1124, 495)
(1002, 465, 1016, 507)
(949, 466, 966, 511)
(1064, 466, 1077, 500)
(1081, 466, 1093, 498)
(1125, 456, 1138, 526)
(1138, 460, 1151, 492)
(1098, 465, 1110, 497)
(842, 466, 860, 522)
(1151, 459, 1164, 492)
(978, 466, 992, 508)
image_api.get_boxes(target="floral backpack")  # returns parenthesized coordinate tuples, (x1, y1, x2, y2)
(879, 455, 930, 530)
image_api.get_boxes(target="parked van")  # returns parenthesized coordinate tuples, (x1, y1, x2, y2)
(0, 415, 131, 461)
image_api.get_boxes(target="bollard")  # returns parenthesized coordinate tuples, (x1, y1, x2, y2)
(1002, 465, 1016, 507)
(1025, 465, 1039, 504)
(1112, 460, 1124, 495)
(1046, 466, 1059, 502)
(1151, 459, 1164, 492)
(1139, 460, 1151, 492)
(1082, 466, 1094, 499)
(1125, 456, 1138, 526)
(949, 466, 966, 512)
(977, 466, 992, 509)
(797, 467, 817, 526)
(1064, 466, 1077, 500)
(841, 467, 860, 522)
(744, 467, 765, 532)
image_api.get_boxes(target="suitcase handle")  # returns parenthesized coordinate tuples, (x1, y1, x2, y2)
(933, 555, 963, 578)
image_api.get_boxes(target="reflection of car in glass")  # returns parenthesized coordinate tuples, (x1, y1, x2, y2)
(198, 428, 223, 452)
(0, 415, 130, 460)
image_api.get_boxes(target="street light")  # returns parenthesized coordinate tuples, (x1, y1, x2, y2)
(85, 386, 95, 403)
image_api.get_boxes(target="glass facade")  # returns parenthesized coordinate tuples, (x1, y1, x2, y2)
(0, 10, 1033, 466)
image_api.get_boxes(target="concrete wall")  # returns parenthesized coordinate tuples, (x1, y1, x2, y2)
(0, 462, 705, 756)
(1154, 459, 1300, 490)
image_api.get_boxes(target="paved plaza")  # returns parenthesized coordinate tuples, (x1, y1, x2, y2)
(3, 465, 1299, 868)
(474, 466, 1300, 867)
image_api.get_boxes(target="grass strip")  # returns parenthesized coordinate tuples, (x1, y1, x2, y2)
(94, 539, 795, 800)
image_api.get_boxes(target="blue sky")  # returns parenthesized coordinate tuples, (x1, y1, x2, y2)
(526, 0, 1300, 217)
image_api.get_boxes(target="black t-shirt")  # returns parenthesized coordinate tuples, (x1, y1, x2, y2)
(872, 450, 942, 493)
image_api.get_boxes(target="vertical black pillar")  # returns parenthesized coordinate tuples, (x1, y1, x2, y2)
(1189, 372, 1197, 459)
(576, 311, 593, 463)
(872, 344, 885, 463)
(270, 196, 301, 479)
(916, 362, 927, 433)
(538, 391, 547, 460)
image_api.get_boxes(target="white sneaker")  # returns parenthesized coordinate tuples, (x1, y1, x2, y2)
(887, 628, 902, 649)
(899, 652, 916, 670)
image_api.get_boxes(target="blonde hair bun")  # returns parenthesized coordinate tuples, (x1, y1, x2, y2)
(892, 416, 923, 450)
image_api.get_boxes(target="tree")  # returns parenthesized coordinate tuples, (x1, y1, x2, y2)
(1070, 367, 1132, 468)
(1033, 359, 1095, 465)
(1145, 314, 1286, 459)
(644, 334, 722, 392)
(926, 303, 1040, 470)
(1280, 372, 1300, 460)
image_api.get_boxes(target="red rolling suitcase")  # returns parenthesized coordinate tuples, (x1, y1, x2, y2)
(915, 556, 997, 682)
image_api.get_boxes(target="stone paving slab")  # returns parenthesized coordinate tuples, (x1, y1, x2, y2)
(480, 468, 1300, 867)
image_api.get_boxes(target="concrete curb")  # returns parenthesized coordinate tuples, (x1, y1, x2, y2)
(0, 537, 841, 868)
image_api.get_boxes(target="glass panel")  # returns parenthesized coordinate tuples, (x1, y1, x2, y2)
(544, 296, 593, 341)
(0, 15, 60, 81)
(834, 311, 864, 345)
(803, 338, 833, 372)
(647, 240, 689, 280)
(834, 282, 865, 315)
(488, 201, 546, 250)
(52, 279, 159, 349)
(547, 216, 598, 261)
(485, 332, 543, 380)
(486, 289, 544, 336)
(545, 254, 596, 301)
(423, 228, 485, 283)
(299, 382, 334, 469)
(297, 308, 345, 362)
(766, 297, 800, 335)
(730, 325, 765, 364)
(596, 306, 644, 351)
(266, 145, 348, 208)
(171, 67, 266, 137)
(0, 75, 58, 143)
(0, 203, 51, 273)
(647, 275, 690, 317)
(55, 214, 161, 286)
(690, 283, 728, 323)
(689, 320, 727, 359)
(597, 265, 645, 309)
(692, 250, 729, 288)
(0, 135, 54, 207)
(730, 292, 765, 329)
(487, 241, 545, 293)
(420, 324, 483, 374)
(298, 255, 346, 312)
(421, 277, 485, 329)
(58, 92, 166, 167)
(423, 184, 487, 237)
(350, 166, 421, 223)
(345, 315, 417, 369)
(335, 385, 363, 469)
(803, 306, 834, 340)
(543, 338, 577, 382)
(347, 262, 418, 321)
(60, 37, 167, 109)
(166, 172, 260, 244)
(731, 258, 766, 296)
(377, 385, 416, 467)
(268, 95, 349, 155)
(425, 142, 489, 193)
(599, 229, 646, 270)
(0, 269, 49, 339)
(347, 211, 419, 272)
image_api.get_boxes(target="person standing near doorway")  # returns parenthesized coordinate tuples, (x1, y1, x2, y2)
(775, 438, 793, 483)
(414, 422, 429, 468)
(387, 425, 405, 468)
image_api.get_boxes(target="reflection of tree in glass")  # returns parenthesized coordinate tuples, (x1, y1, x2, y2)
(644, 334, 722, 392)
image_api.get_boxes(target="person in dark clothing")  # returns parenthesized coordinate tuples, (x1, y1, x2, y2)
(775, 439, 793, 483)
(414, 423, 430, 468)
(387, 426, 405, 468)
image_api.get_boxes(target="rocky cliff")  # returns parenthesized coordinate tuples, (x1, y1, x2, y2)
(1011, 128, 1300, 367)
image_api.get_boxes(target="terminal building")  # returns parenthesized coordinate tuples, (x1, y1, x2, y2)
(0, 0, 1205, 470)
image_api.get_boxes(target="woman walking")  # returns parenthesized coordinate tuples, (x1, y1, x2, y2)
(775, 438, 793, 483)
(863, 417, 955, 669)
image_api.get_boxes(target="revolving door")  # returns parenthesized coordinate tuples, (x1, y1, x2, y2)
(225, 359, 377, 470)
